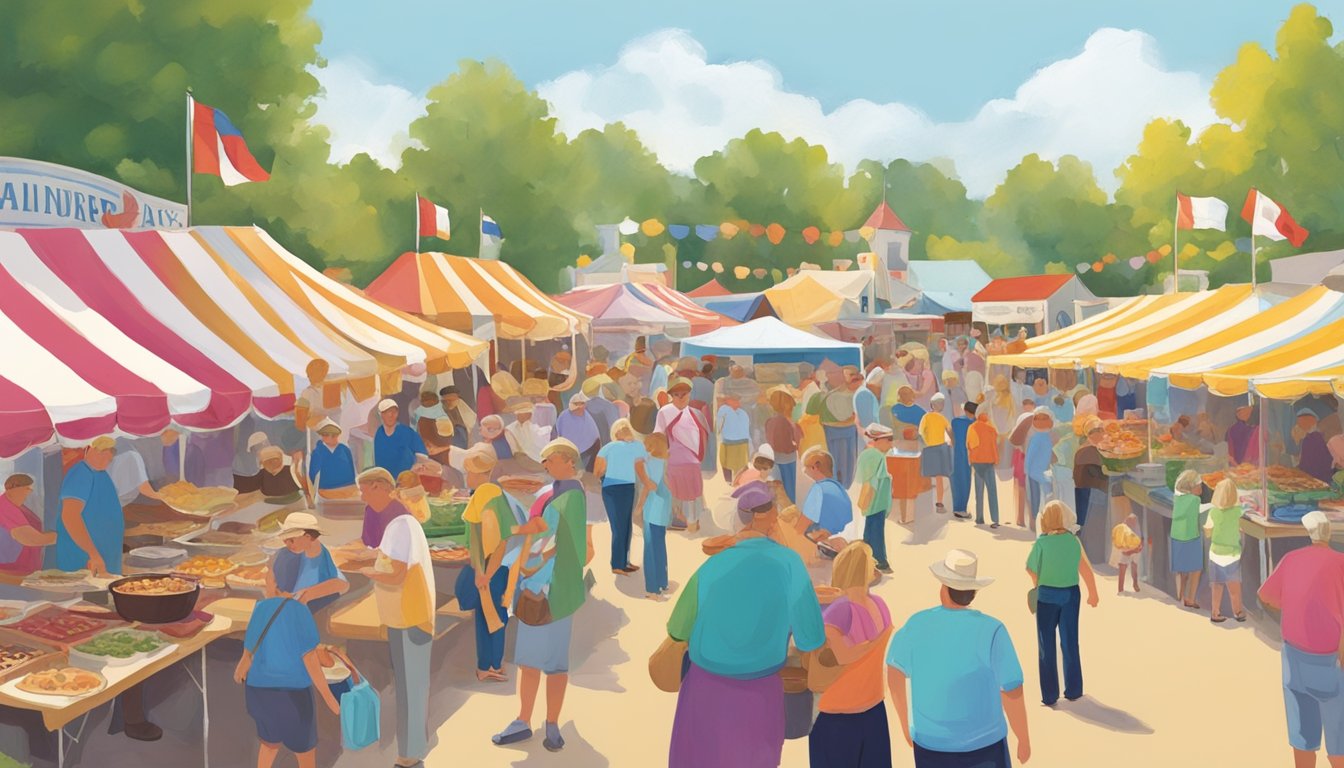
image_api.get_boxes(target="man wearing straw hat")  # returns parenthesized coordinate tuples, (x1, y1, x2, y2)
(887, 549, 1031, 768)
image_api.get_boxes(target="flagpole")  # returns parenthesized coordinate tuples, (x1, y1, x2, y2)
(185, 90, 193, 227)
(1172, 194, 1179, 294)
(1251, 231, 1257, 290)
(414, 193, 421, 254)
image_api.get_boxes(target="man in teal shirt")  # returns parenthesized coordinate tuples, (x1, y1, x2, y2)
(886, 549, 1031, 768)
(666, 480, 824, 768)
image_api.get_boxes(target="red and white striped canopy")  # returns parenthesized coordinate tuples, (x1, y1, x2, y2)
(0, 227, 486, 457)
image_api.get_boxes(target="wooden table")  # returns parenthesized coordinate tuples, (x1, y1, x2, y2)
(1240, 515, 1344, 585)
(0, 615, 233, 768)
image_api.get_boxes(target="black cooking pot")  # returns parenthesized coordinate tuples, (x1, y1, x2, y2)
(108, 573, 200, 624)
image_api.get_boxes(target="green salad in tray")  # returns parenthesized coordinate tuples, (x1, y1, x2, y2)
(74, 630, 165, 659)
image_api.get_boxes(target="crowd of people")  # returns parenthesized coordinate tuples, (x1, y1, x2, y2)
(2, 327, 1344, 767)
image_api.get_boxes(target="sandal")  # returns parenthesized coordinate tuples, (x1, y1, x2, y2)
(1234, 613, 1247, 623)
(1183, 601, 1201, 610)
(1210, 615, 1227, 624)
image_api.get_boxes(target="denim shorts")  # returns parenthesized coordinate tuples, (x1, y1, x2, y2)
(245, 685, 316, 753)
(1282, 643, 1344, 754)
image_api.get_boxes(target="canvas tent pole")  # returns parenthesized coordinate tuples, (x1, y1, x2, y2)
(1172, 195, 1179, 294)
(185, 90, 193, 227)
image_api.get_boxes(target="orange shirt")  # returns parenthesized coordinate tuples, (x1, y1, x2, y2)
(966, 420, 1000, 464)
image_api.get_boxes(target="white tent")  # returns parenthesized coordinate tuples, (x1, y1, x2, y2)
(680, 317, 862, 368)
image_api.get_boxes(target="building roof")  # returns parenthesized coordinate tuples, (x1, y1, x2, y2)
(972, 274, 1076, 302)
(686, 278, 731, 298)
(1269, 249, 1344, 286)
(863, 201, 910, 232)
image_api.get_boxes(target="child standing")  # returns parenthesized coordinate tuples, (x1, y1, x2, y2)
(637, 433, 672, 600)
(1205, 478, 1246, 623)
(964, 403, 1001, 527)
(1110, 513, 1142, 593)
(715, 393, 751, 484)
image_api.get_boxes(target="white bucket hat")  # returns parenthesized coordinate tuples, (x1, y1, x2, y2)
(929, 549, 994, 590)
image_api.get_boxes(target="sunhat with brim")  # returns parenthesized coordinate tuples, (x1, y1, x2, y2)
(277, 511, 323, 541)
(929, 549, 995, 590)
(865, 424, 894, 440)
(667, 378, 692, 394)
(316, 418, 341, 436)
(377, 398, 398, 413)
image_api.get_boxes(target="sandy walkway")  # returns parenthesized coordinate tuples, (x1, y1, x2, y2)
(426, 472, 1291, 768)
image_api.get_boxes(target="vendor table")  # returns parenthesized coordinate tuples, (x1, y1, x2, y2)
(0, 615, 232, 768)
(1121, 479, 1209, 604)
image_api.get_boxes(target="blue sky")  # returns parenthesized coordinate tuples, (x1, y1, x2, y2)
(311, 1, 1335, 119)
(307, 2, 1343, 195)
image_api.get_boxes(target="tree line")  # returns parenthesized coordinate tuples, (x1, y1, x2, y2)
(3, 1, 1339, 295)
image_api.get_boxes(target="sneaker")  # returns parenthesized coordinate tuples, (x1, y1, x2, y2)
(991, 523, 1000, 529)
(492, 720, 532, 746)
(877, 564, 893, 574)
(953, 511, 971, 520)
(543, 721, 565, 752)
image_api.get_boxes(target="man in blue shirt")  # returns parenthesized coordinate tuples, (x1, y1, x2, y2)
(271, 512, 349, 613)
(666, 480, 823, 768)
(799, 449, 853, 541)
(57, 436, 161, 741)
(373, 399, 428, 478)
(886, 549, 1031, 768)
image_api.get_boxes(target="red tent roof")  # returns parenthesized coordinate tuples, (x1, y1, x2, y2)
(864, 201, 910, 232)
(686, 278, 731, 298)
(972, 274, 1076, 302)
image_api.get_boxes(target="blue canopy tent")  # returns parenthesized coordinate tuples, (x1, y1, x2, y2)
(699, 293, 777, 323)
(680, 317, 862, 368)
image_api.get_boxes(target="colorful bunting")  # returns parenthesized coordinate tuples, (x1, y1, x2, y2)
(749, 223, 767, 238)
(1092, 261, 1105, 272)
(1208, 241, 1238, 262)
(618, 217, 639, 236)
(827, 231, 844, 247)
(667, 224, 690, 240)
(766, 223, 786, 245)
(1146, 250, 1162, 264)
(1077, 262, 1091, 274)
(576, 254, 592, 267)
(844, 230, 862, 243)
(1179, 243, 1200, 259)
(1102, 253, 1117, 265)
(858, 225, 875, 240)
(641, 218, 665, 237)
(696, 261, 709, 271)
(752, 268, 768, 279)
(1157, 244, 1172, 257)
(695, 224, 719, 242)
(802, 226, 821, 244)
(734, 266, 750, 279)
(771, 268, 784, 282)
(1128, 256, 1145, 270)
(620, 242, 636, 259)
(711, 262, 725, 274)
(720, 222, 740, 239)
(682, 260, 693, 268)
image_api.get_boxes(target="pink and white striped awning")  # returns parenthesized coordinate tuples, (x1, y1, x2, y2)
(0, 227, 487, 457)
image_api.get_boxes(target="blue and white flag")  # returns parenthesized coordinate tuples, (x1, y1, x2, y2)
(479, 212, 504, 259)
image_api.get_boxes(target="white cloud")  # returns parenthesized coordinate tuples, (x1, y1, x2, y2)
(310, 58, 427, 169)
(538, 28, 1220, 196)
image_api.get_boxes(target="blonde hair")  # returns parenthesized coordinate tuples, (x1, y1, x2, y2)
(644, 432, 669, 459)
(831, 541, 875, 590)
(1040, 500, 1070, 534)
(610, 418, 634, 442)
(356, 467, 395, 488)
(1211, 478, 1240, 509)
(540, 438, 581, 465)
(1174, 469, 1201, 495)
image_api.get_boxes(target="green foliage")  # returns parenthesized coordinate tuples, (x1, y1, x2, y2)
(4, 0, 1340, 297)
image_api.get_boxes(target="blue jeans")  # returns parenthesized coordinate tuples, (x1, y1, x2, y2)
(1074, 487, 1091, 529)
(824, 425, 858, 489)
(602, 482, 636, 570)
(644, 522, 668, 594)
(1036, 585, 1083, 704)
(778, 461, 797, 504)
(972, 464, 998, 524)
(863, 512, 888, 569)
(471, 566, 509, 671)
(1028, 478, 1050, 522)
(912, 738, 1010, 768)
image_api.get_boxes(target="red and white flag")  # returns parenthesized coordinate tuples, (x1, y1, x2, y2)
(191, 98, 270, 185)
(1241, 189, 1309, 246)
(417, 195, 451, 241)
(1176, 193, 1227, 231)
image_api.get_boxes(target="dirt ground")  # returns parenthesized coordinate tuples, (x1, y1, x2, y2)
(426, 471, 1293, 768)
